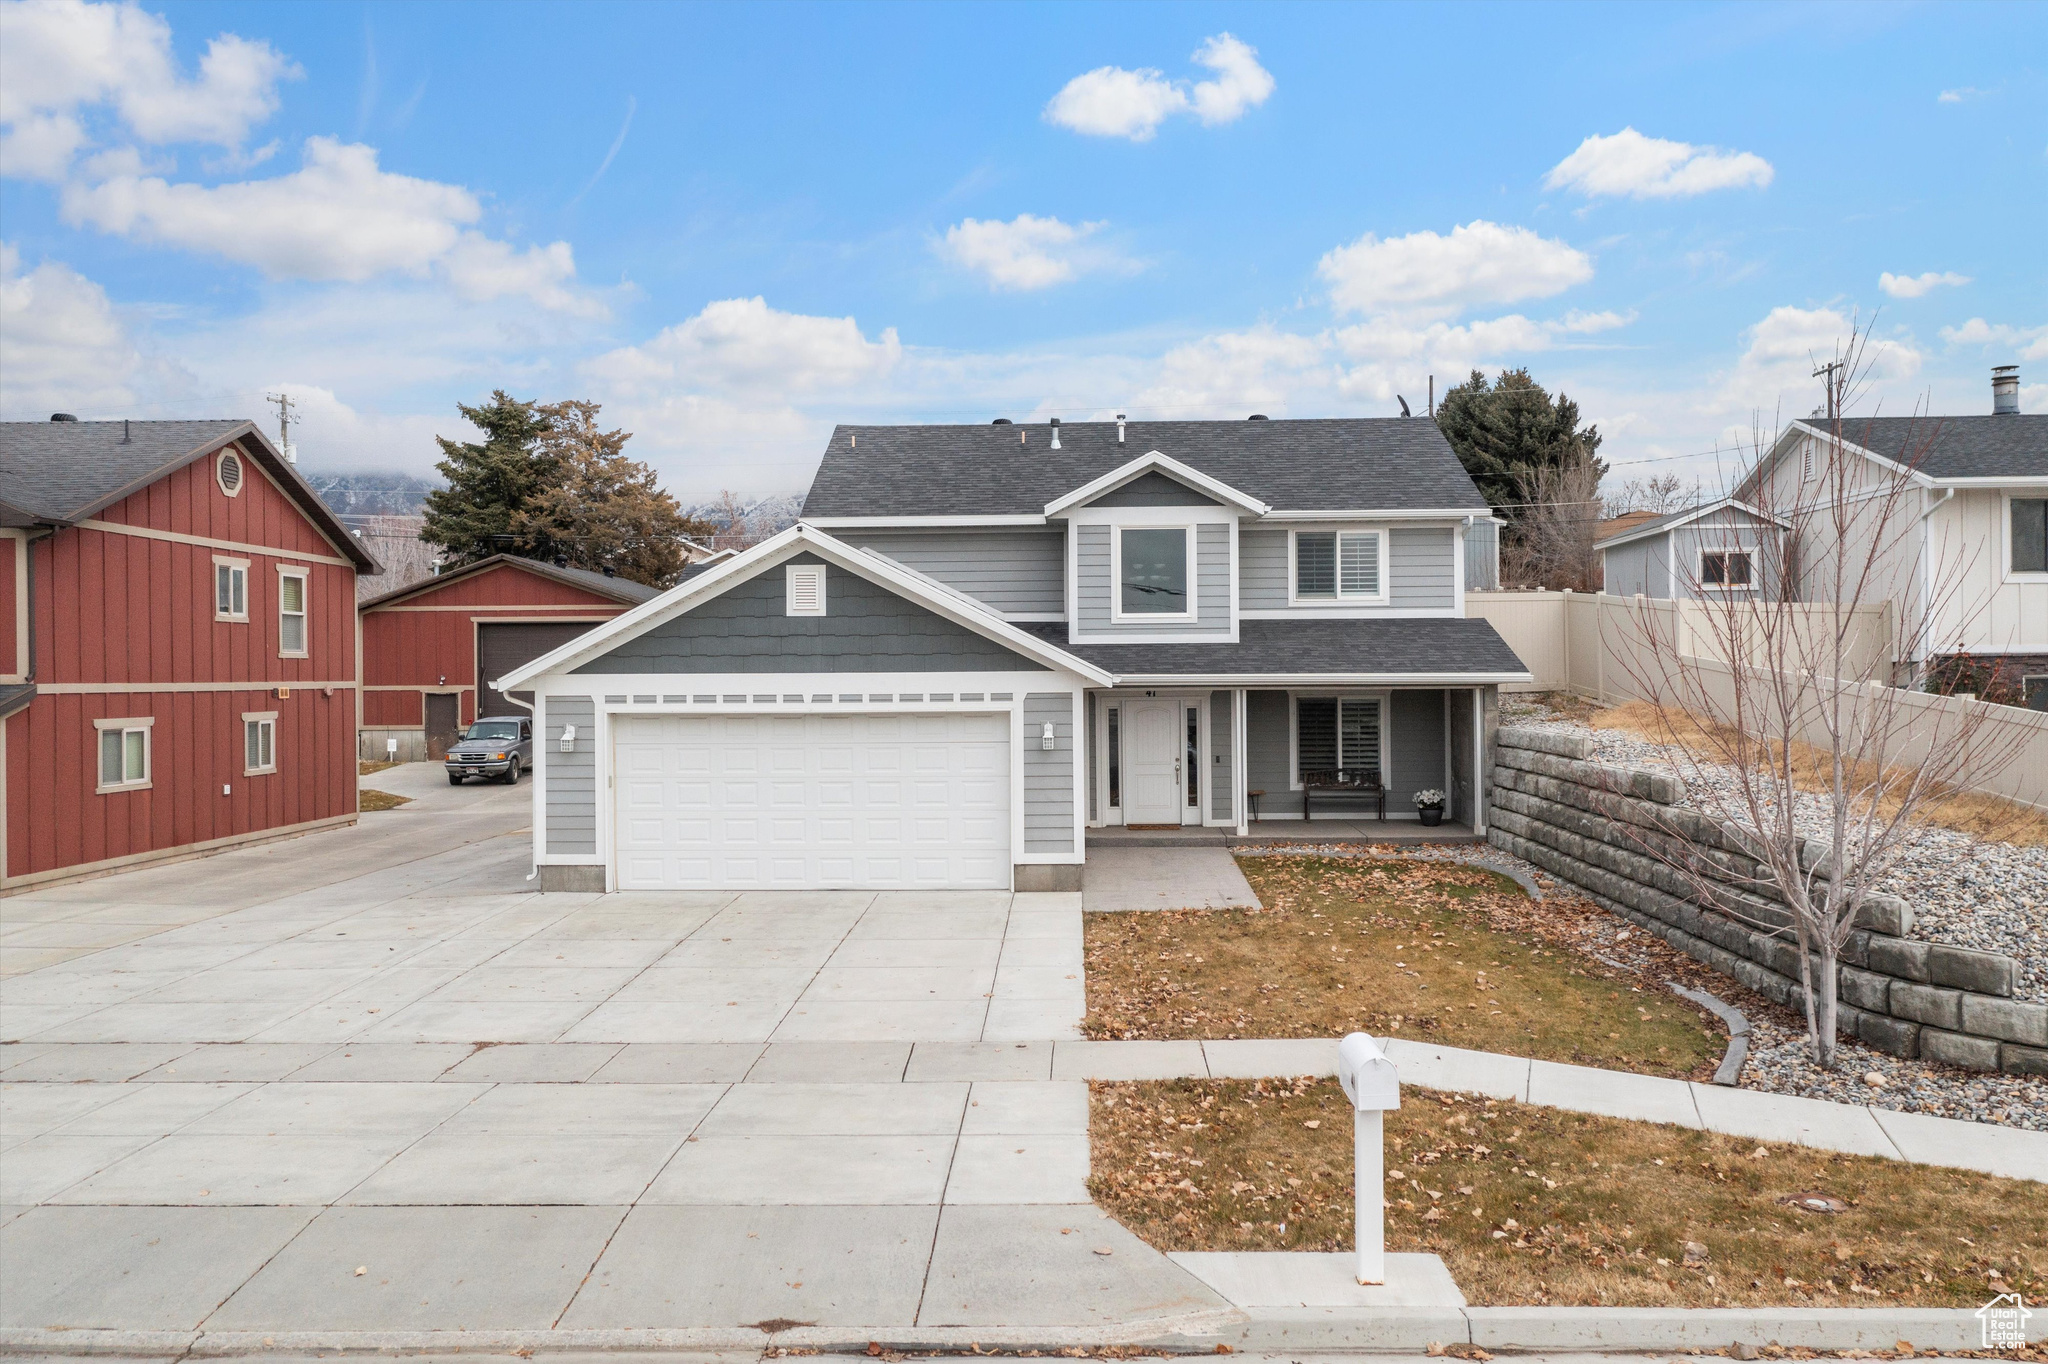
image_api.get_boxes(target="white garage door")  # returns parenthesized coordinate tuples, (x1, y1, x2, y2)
(613, 712, 1011, 890)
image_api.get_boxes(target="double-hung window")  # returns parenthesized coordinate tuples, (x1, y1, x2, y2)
(1294, 530, 1385, 602)
(1294, 696, 1382, 784)
(1116, 527, 1191, 616)
(243, 712, 277, 776)
(213, 556, 248, 621)
(2012, 497, 2047, 576)
(95, 717, 152, 793)
(277, 568, 309, 656)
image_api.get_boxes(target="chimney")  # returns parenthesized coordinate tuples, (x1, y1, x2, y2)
(1115, 413, 1126, 444)
(1049, 417, 1062, 450)
(1993, 365, 2020, 416)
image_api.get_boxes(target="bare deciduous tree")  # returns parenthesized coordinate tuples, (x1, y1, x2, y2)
(1503, 448, 1603, 591)
(1603, 471, 1698, 518)
(1609, 326, 2028, 1067)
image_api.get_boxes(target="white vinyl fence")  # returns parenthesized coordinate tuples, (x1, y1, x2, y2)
(1467, 590, 2048, 811)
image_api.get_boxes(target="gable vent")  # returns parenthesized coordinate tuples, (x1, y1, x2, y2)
(216, 448, 245, 497)
(786, 564, 826, 616)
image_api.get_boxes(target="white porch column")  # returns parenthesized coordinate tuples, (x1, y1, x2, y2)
(1471, 685, 1486, 836)
(1233, 687, 1248, 837)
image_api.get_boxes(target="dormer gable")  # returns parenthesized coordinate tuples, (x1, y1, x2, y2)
(1043, 452, 1271, 519)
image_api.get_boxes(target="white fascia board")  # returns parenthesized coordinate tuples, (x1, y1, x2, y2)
(1923, 476, 2048, 489)
(1783, 421, 1940, 488)
(1257, 508, 1488, 522)
(801, 514, 1049, 528)
(1042, 451, 1271, 518)
(500, 524, 1115, 692)
(1109, 671, 1535, 687)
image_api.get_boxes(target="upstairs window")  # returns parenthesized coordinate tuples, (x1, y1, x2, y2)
(214, 557, 248, 621)
(2013, 498, 2047, 575)
(1117, 527, 1190, 616)
(95, 718, 153, 793)
(1701, 550, 1754, 589)
(278, 569, 308, 656)
(1294, 530, 1385, 602)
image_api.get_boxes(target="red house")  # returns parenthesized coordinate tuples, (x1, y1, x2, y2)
(0, 418, 379, 893)
(358, 555, 656, 760)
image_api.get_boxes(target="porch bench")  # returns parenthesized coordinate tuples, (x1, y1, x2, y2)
(1301, 769, 1387, 821)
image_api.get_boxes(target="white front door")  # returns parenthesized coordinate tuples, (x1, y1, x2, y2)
(1123, 699, 1183, 825)
(612, 712, 1012, 890)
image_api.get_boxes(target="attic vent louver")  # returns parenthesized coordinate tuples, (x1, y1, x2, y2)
(786, 564, 826, 616)
(216, 449, 244, 497)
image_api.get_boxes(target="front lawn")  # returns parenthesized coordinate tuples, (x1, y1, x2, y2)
(1090, 1077, 2045, 1308)
(1084, 854, 1722, 1080)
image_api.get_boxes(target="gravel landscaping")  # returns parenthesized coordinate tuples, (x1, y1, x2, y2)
(1499, 693, 2048, 1003)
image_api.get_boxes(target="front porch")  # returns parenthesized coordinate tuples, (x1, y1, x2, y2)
(1088, 819, 1483, 847)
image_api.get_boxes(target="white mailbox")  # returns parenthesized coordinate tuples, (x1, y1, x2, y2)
(1336, 1031, 1401, 1286)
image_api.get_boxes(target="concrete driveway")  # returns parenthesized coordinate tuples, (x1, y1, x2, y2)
(0, 767, 1230, 1338)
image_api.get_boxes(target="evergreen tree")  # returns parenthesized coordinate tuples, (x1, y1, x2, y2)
(1434, 368, 1606, 527)
(515, 401, 717, 588)
(419, 391, 559, 564)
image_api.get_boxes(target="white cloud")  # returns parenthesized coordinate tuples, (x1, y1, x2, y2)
(0, 241, 140, 415)
(0, 0, 298, 179)
(587, 296, 901, 396)
(58, 136, 601, 312)
(1724, 305, 1922, 415)
(1318, 220, 1593, 320)
(1879, 270, 1970, 299)
(1044, 32, 1272, 141)
(1939, 317, 2048, 361)
(1545, 127, 1774, 200)
(940, 214, 1132, 291)
(1937, 87, 1984, 104)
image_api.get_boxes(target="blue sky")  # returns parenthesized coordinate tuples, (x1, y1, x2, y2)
(1, 0, 2042, 501)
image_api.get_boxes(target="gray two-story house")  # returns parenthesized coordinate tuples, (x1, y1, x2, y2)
(499, 417, 1530, 892)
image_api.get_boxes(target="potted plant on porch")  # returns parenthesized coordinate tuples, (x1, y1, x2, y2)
(1413, 789, 1446, 827)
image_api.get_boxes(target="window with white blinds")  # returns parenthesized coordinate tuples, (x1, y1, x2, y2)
(1295, 696, 1383, 781)
(278, 571, 308, 656)
(1294, 531, 1384, 601)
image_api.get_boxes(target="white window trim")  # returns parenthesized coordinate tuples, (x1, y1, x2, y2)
(1288, 528, 1391, 606)
(785, 563, 827, 616)
(1697, 546, 1757, 593)
(215, 447, 245, 498)
(1286, 690, 1390, 791)
(1109, 523, 1197, 622)
(213, 555, 249, 622)
(276, 564, 310, 658)
(93, 716, 154, 794)
(242, 710, 278, 776)
(2004, 492, 2048, 583)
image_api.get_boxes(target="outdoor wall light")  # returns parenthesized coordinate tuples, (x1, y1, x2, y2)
(560, 724, 577, 752)
(1040, 721, 1056, 750)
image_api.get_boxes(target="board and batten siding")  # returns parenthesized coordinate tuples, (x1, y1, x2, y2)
(1240, 525, 1456, 610)
(1601, 535, 1667, 598)
(573, 556, 1050, 674)
(838, 530, 1064, 616)
(1073, 522, 1232, 638)
(543, 695, 596, 856)
(1022, 692, 1074, 854)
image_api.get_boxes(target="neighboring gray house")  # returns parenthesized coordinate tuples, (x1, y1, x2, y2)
(1596, 497, 1788, 600)
(499, 418, 1531, 892)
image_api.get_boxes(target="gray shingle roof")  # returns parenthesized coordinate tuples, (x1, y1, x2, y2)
(801, 418, 1490, 518)
(1018, 618, 1529, 679)
(1811, 415, 2048, 480)
(0, 419, 379, 570)
(360, 553, 663, 609)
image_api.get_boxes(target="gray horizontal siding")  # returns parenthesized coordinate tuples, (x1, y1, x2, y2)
(1602, 536, 1665, 597)
(573, 554, 1050, 674)
(1210, 690, 1233, 823)
(544, 695, 596, 856)
(1243, 686, 1446, 819)
(1387, 688, 1445, 806)
(840, 529, 1064, 615)
(1023, 692, 1075, 854)
(1074, 522, 1231, 638)
(1240, 524, 1455, 610)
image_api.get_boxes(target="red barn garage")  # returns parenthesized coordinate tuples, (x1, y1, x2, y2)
(359, 555, 656, 761)
(0, 418, 379, 893)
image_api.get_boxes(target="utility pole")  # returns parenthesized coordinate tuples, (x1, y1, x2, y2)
(1811, 360, 1844, 423)
(265, 392, 298, 463)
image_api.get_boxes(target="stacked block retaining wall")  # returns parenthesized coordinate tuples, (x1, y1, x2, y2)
(1485, 725, 2043, 1076)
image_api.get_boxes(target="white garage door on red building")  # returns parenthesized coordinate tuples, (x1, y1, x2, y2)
(611, 712, 1011, 890)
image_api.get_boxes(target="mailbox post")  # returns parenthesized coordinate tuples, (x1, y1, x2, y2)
(1336, 1031, 1400, 1286)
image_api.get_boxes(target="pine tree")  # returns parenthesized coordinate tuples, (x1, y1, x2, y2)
(419, 391, 558, 564)
(514, 401, 717, 588)
(1434, 368, 1606, 527)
